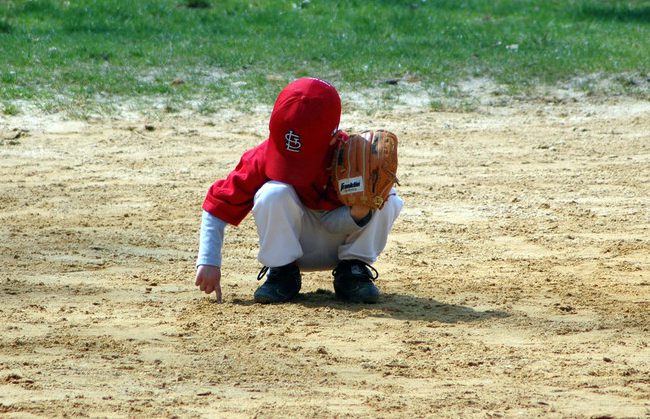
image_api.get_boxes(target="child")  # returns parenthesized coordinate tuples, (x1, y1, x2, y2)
(195, 77, 403, 303)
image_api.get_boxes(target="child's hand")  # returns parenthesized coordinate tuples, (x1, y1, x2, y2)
(195, 265, 222, 303)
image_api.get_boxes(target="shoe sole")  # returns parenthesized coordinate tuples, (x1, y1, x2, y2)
(334, 290, 379, 304)
(253, 292, 298, 304)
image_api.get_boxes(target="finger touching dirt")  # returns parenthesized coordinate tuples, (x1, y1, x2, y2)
(195, 265, 222, 303)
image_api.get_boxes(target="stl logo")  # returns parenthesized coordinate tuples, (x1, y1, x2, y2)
(284, 130, 301, 152)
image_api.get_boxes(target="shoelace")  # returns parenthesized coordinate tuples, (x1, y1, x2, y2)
(257, 266, 269, 281)
(333, 261, 379, 281)
(366, 263, 379, 280)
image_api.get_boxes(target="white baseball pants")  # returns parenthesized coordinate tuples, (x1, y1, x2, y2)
(252, 181, 403, 271)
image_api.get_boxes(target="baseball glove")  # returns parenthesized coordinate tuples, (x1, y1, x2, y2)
(332, 129, 399, 210)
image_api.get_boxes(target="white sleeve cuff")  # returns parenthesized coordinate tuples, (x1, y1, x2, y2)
(196, 210, 226, 267)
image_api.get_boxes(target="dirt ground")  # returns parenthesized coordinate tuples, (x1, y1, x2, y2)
(1, 94, 649, 418)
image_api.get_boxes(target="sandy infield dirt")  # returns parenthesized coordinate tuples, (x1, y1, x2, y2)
(1, 95, 649, 418)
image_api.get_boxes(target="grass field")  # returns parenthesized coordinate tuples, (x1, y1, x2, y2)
(1, 0, 649, 115)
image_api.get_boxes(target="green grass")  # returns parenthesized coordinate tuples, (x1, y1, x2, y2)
(1, 0, 649, 115)
(2, 102, 20, 116)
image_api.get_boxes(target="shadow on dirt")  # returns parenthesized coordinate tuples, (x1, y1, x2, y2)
(233, 289, 510, 323)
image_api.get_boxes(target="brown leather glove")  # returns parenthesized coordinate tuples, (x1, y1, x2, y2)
(332, 130, 399, 210)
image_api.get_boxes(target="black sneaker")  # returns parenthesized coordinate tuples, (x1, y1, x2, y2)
(332, 260, 380, 303)
(254, 262, 301, 304)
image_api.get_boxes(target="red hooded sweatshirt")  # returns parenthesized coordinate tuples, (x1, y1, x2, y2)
(202, 78, 345, 226)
